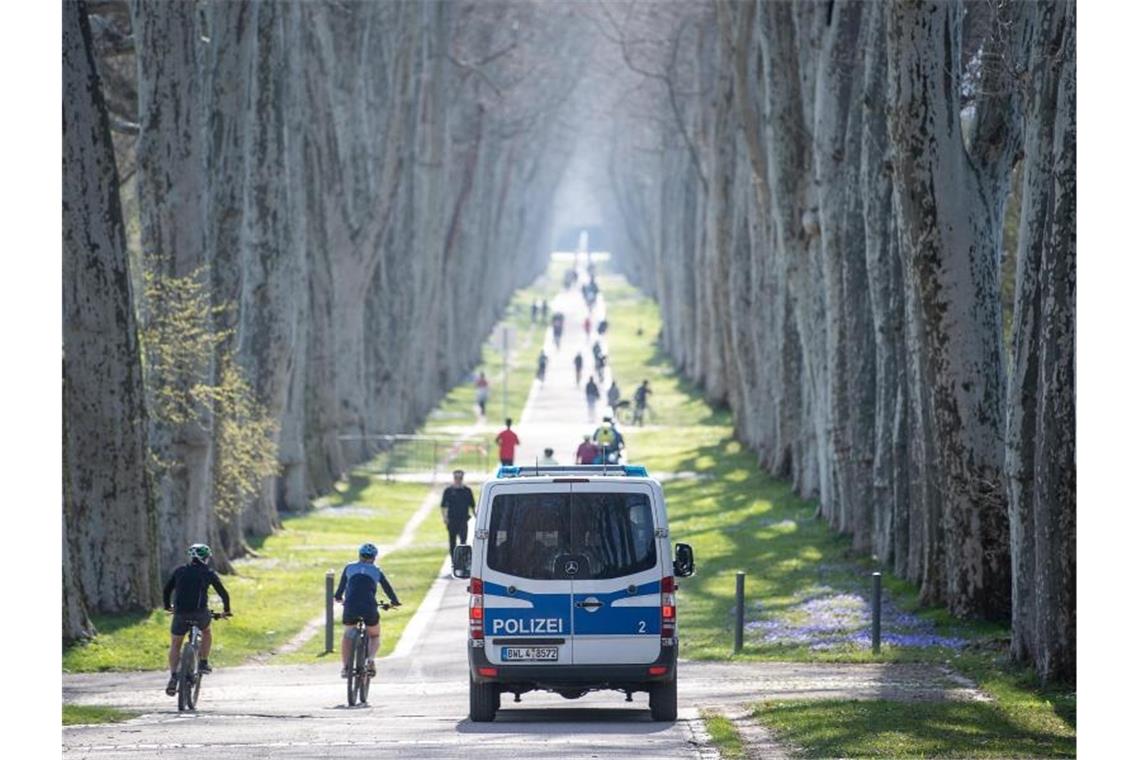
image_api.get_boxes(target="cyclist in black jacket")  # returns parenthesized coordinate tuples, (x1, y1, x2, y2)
(162, 543, 231, 695)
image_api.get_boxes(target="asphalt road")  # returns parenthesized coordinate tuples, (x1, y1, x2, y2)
(62, 557, 979, 759)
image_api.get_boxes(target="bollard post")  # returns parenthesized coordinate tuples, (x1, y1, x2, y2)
(871, 571, 882, 655)
(734, 571, 745, 654)
(325, 571, 335, 654)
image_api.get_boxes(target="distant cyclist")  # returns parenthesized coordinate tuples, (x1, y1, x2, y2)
(163, 543, 231, 696)
(335, 543, 400, 679)
(593, 416, 624, 463)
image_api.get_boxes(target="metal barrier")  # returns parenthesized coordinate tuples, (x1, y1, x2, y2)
(337, 434, 492, 480)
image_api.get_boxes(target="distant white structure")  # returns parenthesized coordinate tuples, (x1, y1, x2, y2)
(551, 251, 611, 262)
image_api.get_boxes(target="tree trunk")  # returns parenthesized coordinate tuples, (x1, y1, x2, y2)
(63, 0, 158, 628)
(1006, 0, 1076, 682)
(132, 0, 216, 577)
(886, 0, 1014, 618)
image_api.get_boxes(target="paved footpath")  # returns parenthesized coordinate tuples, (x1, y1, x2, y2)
(64, 272, 981, 758)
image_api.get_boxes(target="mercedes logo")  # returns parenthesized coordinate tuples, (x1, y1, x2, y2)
(564, 560, 579, 576)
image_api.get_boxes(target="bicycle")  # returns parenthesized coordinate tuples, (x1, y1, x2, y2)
(346, 601, 394, 706)
(171, 611, 228, 712)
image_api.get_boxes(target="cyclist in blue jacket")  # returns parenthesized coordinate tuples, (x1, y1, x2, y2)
(335, 543, 400, 679)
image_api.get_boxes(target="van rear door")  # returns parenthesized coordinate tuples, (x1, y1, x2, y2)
(481, 484, 574, 667)
(569, 482, 662, 665)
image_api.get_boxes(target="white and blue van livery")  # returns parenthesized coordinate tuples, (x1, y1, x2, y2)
(452, 464, 695, 722)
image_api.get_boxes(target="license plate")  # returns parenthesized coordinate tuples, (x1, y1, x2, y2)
(502, 646, 559, 661)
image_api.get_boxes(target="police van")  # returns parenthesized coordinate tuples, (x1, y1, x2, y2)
(451, 464, 695, 722)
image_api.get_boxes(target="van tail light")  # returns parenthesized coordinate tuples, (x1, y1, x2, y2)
(661, 576, 676, 643)
(469, 577, 484, 640)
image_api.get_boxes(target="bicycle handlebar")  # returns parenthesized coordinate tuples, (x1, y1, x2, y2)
(162, 609, 231, 619)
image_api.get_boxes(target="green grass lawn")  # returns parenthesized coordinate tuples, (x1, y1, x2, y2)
(62, 704, 138, 726)
(701, 709, 747, 759)
(63, 479, 440, 672)
(756, 697, 1074, 758)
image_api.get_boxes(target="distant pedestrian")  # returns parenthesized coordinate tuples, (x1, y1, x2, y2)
(530, 301, 538, 324)
(536, 350, 547, 384)
(440, 470, 476, 559)
(573, 352, 584, 386)
(474, 372, 489, 417)
(594, 353, 606, 379)
(551, 312, 564, 347)
(540, 299, 549, 323)
(538, 448, 559, 466)
(584, 315, 592, 337)
(597, 319, 608, 335)
(607, 380, 620, 411)
(585, 376, 600, 420)
(575, 435, 599, 465)
(633, 379, 651, 425)
(495, 419, 520, 466)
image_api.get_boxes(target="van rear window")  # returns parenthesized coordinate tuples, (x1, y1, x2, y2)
(486, 491, 656, 580)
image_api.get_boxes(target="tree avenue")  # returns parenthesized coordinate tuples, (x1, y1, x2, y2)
(592, 0, 1075, 682)
(63, 0, 581, 640)
(63, 0, 1076, 685)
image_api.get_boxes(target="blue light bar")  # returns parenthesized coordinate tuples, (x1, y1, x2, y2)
(494, 464, 651, 479)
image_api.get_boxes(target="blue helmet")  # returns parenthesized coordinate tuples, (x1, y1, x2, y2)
(359, 542, 378, 559)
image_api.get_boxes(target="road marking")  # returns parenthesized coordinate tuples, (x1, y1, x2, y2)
(388, 557, 451, 660)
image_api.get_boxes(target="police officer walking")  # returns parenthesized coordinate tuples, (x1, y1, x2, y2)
(441, 469, 477, 563)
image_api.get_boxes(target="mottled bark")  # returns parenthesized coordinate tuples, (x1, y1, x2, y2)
(236, 0, 305, 537)
(132, 0, 216, 577)
(1006, 0, 1076, 682)
(64, 0, 157, 628)
(859, 1, 909, 569)
(886, 0, 1014, 618)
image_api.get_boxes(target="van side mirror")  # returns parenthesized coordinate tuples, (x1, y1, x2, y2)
(452, 545, 472, 579)
(673, 542, 695, 578)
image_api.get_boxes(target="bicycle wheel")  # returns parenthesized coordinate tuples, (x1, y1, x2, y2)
(177, 643, 195, 712)
(356, 632, 370, 704)
(358, 663, 371, 703)
(189, 655, 202, 709)
(346, 631, 357, 706)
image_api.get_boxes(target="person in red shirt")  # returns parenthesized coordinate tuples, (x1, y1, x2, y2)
(575, 434, 599, 465)
(495, 418, 520, 466)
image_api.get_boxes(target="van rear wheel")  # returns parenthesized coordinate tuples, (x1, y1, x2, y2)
(649, 678, 677, 721)
(469, 676, 498, 722)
